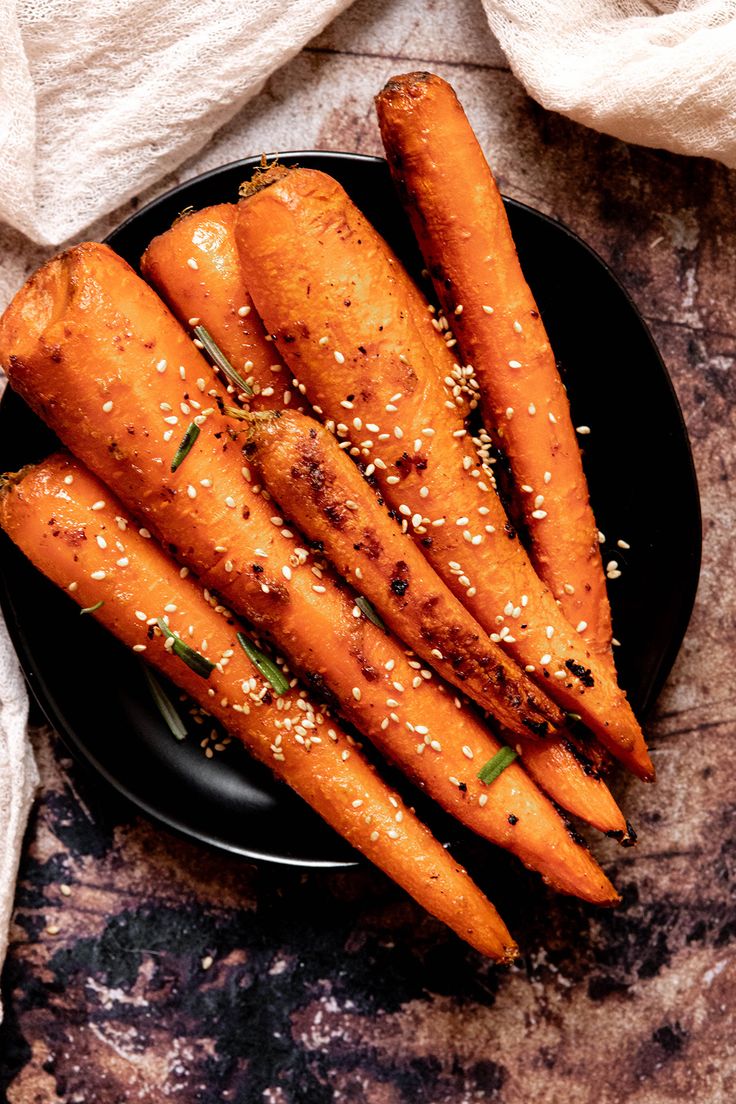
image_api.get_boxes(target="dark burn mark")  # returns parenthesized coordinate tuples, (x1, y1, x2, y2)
(565, 659, 595, 687)
(504, 521, 516, 540)
(252, 564, 264, 574)
(522, 718, 549, 738)
(390, 578, 408, 597)
(508, 814, 518, 825)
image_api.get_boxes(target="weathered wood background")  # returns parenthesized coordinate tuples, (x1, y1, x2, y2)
(2, 0, 735, 1100)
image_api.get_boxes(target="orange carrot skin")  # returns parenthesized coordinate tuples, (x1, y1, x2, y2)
(0, 243, 618, 903)
(234, 168, 653, 781)
(376, 72, 613, 658)
(244, 408, 563, 738)
(0, 453, 518, 960)
(244, 408, 629, 837)
(141, 205, 302, 413)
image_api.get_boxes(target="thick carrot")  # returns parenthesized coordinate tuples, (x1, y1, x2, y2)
(234, 167, 653, 781)
(141, 204, 304, 413)
(0, 452, 516, 959)
(242, 408, 561, 737)
(376, 72, 613, 660)
(242, 408, 630, 835)
(0, 242, 619, 902)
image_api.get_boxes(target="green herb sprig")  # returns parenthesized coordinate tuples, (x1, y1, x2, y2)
(193, 325, 253, 396)
(355, 595, 387, 633)
(157, 618, 215, 679)
(171, 421, 201, 472)
(141, 665, 187, 740)
(477, 747, 518, 786)
(80, 600, 104, 616)
(237, 633, 289, 696)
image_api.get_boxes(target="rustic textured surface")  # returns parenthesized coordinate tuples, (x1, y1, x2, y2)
(2, 0, 735, 1099)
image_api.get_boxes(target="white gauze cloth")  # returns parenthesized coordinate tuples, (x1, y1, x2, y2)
(0, 611, 38, 1022)
(1, 0, 354, 246)
(483, 0, 736, 169)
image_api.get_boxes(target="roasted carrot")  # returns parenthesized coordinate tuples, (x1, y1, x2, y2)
(0, 242, 619, 902)
(242, 407, 561, 736)
(141, 204, 304, 413)
(234, 166, 653, 781)
(0, 452, 517, 959)
(135, 206, 626, 834)
(376, 72, 613, 660)
(242, 407, 629, 837)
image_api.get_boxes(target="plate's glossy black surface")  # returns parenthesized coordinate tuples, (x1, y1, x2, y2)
(0, 152, 701, 866)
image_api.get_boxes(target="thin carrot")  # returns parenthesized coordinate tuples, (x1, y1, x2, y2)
(141, 204, 304, 413)
(242, 406, 630, 837)
(241, 407, 562, 737)
(234, 166, 653, 781)
(0, 452, 517, 960)
(0, 241, 619, 902)
(376, 72, 613, 660)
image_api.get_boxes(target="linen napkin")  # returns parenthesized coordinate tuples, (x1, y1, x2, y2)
(0, 0, 355, 246)
(483, 0, 736, 168)
(0, 597, 38, 1023)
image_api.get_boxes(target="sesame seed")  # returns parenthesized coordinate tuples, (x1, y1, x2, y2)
(564, 583, 575, 594)
(187, 485, 197, 499)
(352, 687, 362, 702)
(462, 746, 474, 760)
(312, 585, 326, 594)
(225, 497, 236, 509)
(508, 360, 522, 369)
(576, 425, 591, 435)
(102, 400, 113, 413)
(554, 670, 567, 679)
(549, 412, 557, 424)
(544, 471, 552, 484)
(319, 335, 329, 346)
(164, 415, 178, 425)
(617, 539, 631, 550)
(576, 620, 588, 632)
(156, 359, 167, 373)
(546, 626, 554, 639)
(116, 557, 129, 567)
(513, 321, 523, 333)
(334, 350, 345, 364)
(528, 403, 536, 415)
(187, 257, 199, 270)
(478, 794, 488, 807)
(482, 305, 494, 314)
(430, 740, 442, 752)
(91, 500, 105, 511)
(63, 475, 74, 485)
(238, 305, 252, 317)
(532, 509, 547, 519)
(525, 664, 536, 672)
(394, 426, 403, 439)
(96, 535, 107, 549)
(392, 682, 405, 693)
(506, 407, 514, 419)
(540, 653, 551, 665)
(90, 570, 106, 580)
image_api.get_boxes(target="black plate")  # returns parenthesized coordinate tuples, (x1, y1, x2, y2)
(0, 152, 701, 866)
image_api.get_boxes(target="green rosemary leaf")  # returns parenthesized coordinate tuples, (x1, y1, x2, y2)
(171, 421, 201, 472)
(355, 595, 387, 633)
(157, 618, 215, 679)
(193, 324, 253, 396)
(79, 600, 104, 616)
(477, 746, 518, 786)
(141, 665, 187, 741)
(237, 633, 289, 696)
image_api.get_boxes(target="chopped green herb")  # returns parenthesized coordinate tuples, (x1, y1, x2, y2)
(477, 746, 518, 786)
(171, 421, 201, 472)
(193, 324, 253, 396)
(237, 633, 289, 696)
(141, 665, 187, 740)
(80, 600, 104, 616)
(355, 595, 387, 633)
(157, 618, 215, 679)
